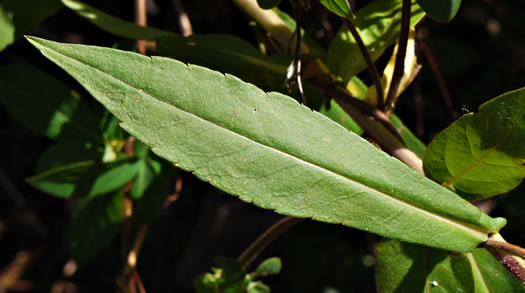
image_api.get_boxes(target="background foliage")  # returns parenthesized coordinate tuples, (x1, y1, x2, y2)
(1, 0, 525, 292)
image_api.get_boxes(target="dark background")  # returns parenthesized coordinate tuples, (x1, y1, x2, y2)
(1, 0, 524, 292)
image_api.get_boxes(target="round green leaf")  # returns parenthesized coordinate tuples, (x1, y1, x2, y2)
(416, 0, 461, 22)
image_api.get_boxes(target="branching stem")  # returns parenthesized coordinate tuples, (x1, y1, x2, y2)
(343, 18, 384, 109)
(479, 240, 525, 259)
(383, 0, 411, 116)
(238, 217, 305, 268)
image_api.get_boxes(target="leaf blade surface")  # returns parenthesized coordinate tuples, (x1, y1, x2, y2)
(27, 36, 506, 252)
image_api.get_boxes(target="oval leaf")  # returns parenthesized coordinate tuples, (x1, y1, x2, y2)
(320, 0, 355, 19)
(26, 36, 506, 252)
(416, 0, 461, 22)
(423, 88, 525, 200)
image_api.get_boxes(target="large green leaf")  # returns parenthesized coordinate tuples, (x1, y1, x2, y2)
(0, 0, 62, 51)
(468, 249, 525, 292)
(27, 36, 507, 252)
(423, 88, 525, 200)
(0, 65, 102, 141)
(320, 0, 355, 19)
(375, 239, 525, 292)
(327, 0, 425, 83)
(71, 190, 123, 263)
(416, 0, 461, 22)
(375, 239, 474, 292)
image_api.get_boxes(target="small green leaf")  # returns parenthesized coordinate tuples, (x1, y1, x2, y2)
(131, 176, 170, 226)
(0, 65, 102, 142)
(27, 161, 93, 198)
(327, 0, 425, 83)
(256, 0, 282, 10)
(27, 36, 507, 252)
(71, 190, 123, 263)
(130, 158, 161, 199)
(416, 0, 461, 22)
(28, 159, 140, 198)
(320, 0, 355, 19)
(247, 282, 270, 293)
(254, 257, 282, 278)
(194, 272, 221, 293)
(214, 257, 246, 293)
(423, 88, 525, 200)
(62, 0, 173, 40)
(0, 0, 62, 51)
(375, 239, 474, 293)
(390, 114, 426, 158)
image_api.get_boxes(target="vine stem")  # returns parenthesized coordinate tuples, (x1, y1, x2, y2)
(383, 0, 411, 116)
(135, 0, 147, 55)
(238, 217, 305, 268)
(342, 18, 384, 109)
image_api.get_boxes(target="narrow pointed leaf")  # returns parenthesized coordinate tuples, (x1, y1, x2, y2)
(416, 0, 461, 22)
(327, 0, 425, 83)
(27, 36, 507, 252)
(423, 88, 525, 200)
(320, 0, 355, 19)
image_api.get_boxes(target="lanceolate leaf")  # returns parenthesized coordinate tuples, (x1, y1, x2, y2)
(27, 37, 506, 252)
(327, 0, 425, 83)
(423, 88, 525, 200)
(320, 0, 355, 19)
(416, 0, 461, 22)
(468, 249, 525, 292)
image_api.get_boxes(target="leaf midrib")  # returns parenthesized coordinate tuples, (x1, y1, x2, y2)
(442, 106, 525, 187)
(38, 40, 490, 238)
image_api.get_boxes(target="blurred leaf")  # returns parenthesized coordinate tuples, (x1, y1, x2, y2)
(272, 7, 327, 60)
(62, 0, 173, 40)
(215, 257, 246, 293)
(0, 65, 102, 142)
(131, 177, 169, 226)
(194, 271, 221, 293)
(27, 161, 93, 198)
(27, 36, 507, 252)
(71, 190, 123, 264)
(390, 114, 426, 158)
(416, 0, 461, 22)
(320, 0, 355, 19)
(0, 0, 62, 51)
(423, 88, 525, 200)
(130, 158, 161, 199)
(0, 5, 15, 51)
(257, 0, 282, 9)
(247, 282, 270, 293)
(36, 141, 102, 173)
(468, 248, 525, 292)
(254, 257, 282, 278)
(375, 239, 474, 293)
(28, 158, 139, 198)
(327, 0, 425, 83)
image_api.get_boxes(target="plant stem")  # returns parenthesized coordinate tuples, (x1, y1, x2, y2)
(173, 0, 193, 36)
(383, 0, 411, 116)
(479, 240, 525, 259)
(135, 0, 147, 55)
(238, 217, 305, 268)
(342, 18, 384, 109)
